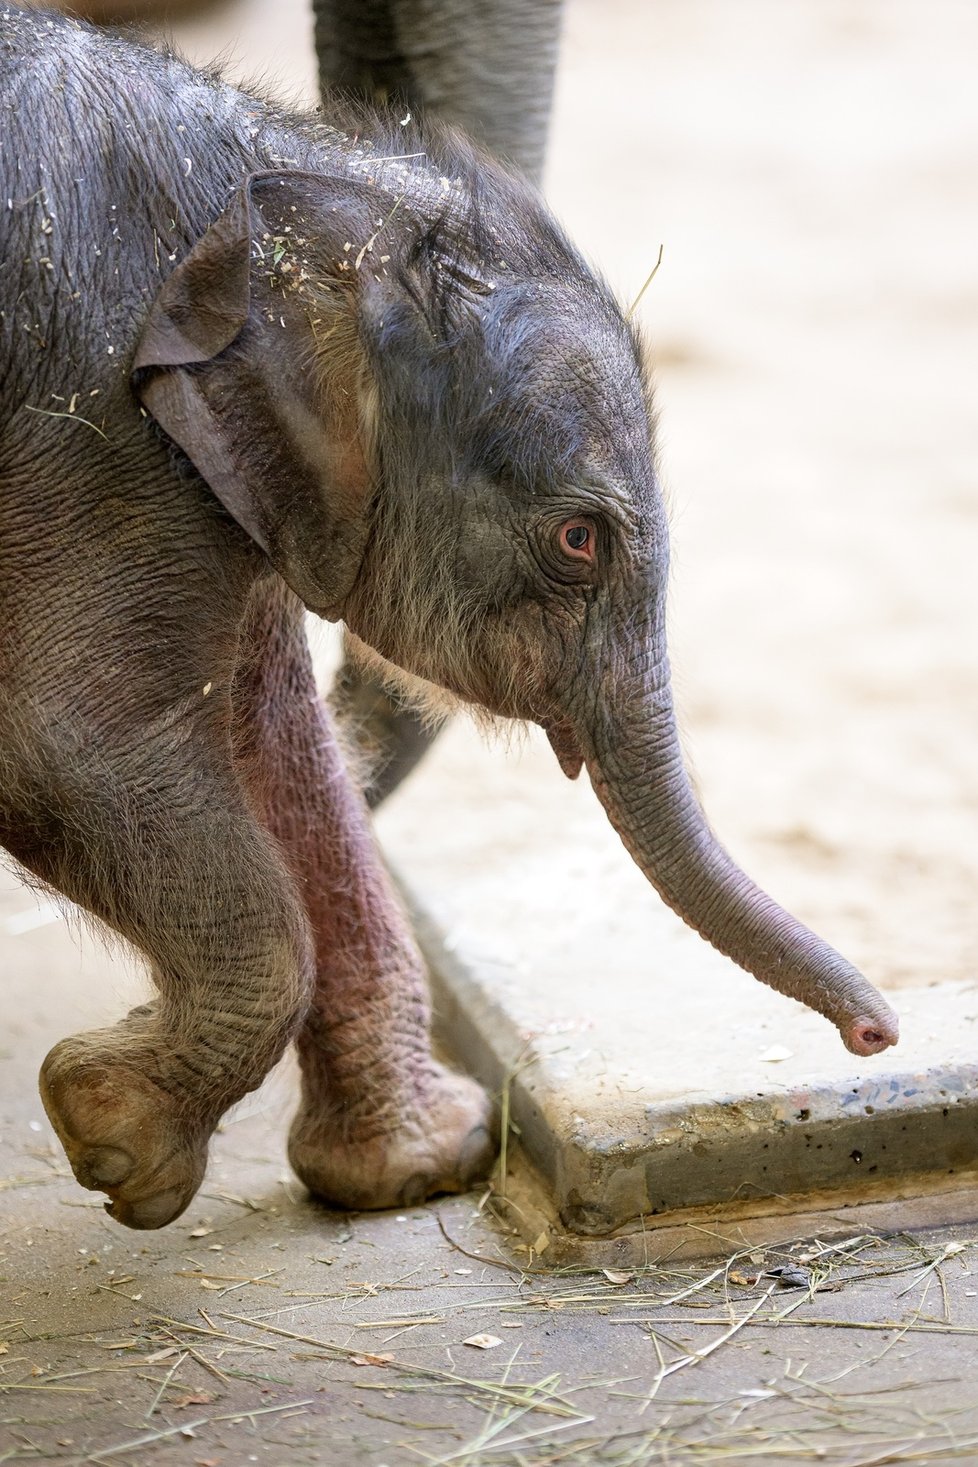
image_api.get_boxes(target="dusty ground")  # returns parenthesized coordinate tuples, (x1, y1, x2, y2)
(4, 0, 978, 1461)
(4, 865, 978, 1465)
(6, 1099, 978, 1465)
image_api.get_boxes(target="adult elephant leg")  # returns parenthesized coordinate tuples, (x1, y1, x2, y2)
(231, 581, 494, 1208)
(314, 0, 564, 802)
(311, 0, 563, 184)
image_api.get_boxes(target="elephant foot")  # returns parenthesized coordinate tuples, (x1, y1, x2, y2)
(39, 1030, 210, 1230)
(288, 1065, 495, 1210)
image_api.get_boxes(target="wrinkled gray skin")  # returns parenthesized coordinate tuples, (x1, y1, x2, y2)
(0, 6, 897, 1232)
(316, 0, 564, 802)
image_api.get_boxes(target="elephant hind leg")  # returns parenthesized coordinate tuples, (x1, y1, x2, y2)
(231, 582, 495, 1210)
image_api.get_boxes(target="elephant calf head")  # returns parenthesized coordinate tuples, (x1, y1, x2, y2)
(134, 136, 898, 1058)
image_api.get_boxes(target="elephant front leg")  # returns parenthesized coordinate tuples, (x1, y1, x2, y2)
(328, 633, 441, 808)
(39, 1011, 216, 1232)
(3, 701, 312, 1230)
(232, 586, 494, 1209)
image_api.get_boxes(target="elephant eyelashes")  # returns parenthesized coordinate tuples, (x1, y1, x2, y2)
(559, 521, 594, 561)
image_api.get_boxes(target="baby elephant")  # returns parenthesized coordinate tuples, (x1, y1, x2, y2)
(0, 7, 898, 1230)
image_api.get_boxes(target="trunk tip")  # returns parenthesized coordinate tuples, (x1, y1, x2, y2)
(844, 1013, 899, 1057)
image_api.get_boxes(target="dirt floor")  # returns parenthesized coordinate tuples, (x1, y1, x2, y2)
(4, 859, 978, 1467)
(6, 1095, 978, 1466)
(4, 0, 978, 1462)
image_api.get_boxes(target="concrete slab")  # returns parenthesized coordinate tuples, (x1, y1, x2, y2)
(373, 732, 978, 1236)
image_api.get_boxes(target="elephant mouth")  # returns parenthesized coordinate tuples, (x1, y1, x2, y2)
(544, 721, 584, 780)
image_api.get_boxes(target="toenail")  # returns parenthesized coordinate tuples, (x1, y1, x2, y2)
(399, 1173, 429, 1207)
(114, 1186, 188, 1231)
(457, 1125, 493, 1181)
(78, 1146, 133, 1189)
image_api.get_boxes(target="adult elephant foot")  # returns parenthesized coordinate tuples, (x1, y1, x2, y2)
(288, 1062, 495, 1210)
(39, 1025, 211, 1229)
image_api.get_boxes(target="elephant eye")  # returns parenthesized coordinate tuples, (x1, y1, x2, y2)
(558, 521, 594, 561)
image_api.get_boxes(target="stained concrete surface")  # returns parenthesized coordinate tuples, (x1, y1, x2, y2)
(412, 887, 978, 1239)
(5, 0, 978, 1460)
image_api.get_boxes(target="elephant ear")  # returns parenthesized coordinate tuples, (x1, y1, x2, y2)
(133, 171, 389, 617)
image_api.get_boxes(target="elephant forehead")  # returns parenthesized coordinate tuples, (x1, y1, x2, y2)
(482, 325, 652, 464)
(484, 290, 636, 390)
(457, 368, 653, 496)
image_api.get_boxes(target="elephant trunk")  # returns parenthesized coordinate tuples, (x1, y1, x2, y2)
(574, 660, 898, 1056)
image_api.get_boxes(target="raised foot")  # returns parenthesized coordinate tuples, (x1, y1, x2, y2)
(39, 1033, 209, 1229)
(288, 1066, 495, 1210)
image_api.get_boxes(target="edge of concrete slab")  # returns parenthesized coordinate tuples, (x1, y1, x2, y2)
(494, 1149, 978, 1267)
(408, 885, 978, 1239)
